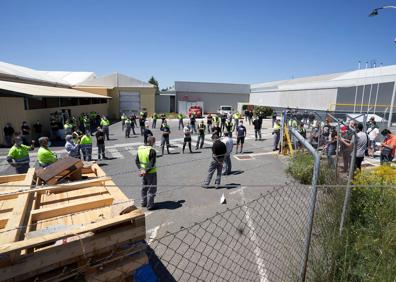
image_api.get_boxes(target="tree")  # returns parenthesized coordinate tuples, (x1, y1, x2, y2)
(148, 76, 160, 95)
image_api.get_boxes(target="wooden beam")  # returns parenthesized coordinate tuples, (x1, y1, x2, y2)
(0, 168, 35, 244)
(0, 177, 112, 200)
(40, 186, 109, 206)
(0, 174, 26, 184)
(0, 209, 144, 257)
(93, 165, 129, 201)
(0, 224, 146, 281)
(31, 195, 114, 221)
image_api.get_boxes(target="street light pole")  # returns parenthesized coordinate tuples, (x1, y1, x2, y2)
(369, 6, 396, 17)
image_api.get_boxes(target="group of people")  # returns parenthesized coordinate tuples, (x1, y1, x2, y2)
(280, 113, 396, 172)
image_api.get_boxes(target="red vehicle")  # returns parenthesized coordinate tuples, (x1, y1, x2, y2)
(188, 105, 202, 118)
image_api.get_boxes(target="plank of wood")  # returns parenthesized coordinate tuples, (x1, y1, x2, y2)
(86, 252, 148, 281)
(0, 177, 112, 200)
(0, 225, 146, 281)
(0, 169, 35, 244)
(93, 164, 129, 201)
(0, 209, 145, 256)
(35, 158, 83, 184)
(0, 174, 26, 184)
(40, 186, 109, 206)
(31, 195, 114, 222)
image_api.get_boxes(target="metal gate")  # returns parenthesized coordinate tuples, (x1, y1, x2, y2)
(119, 91, 140, 114)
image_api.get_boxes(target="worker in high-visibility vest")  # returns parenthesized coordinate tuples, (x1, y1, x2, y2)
(64, 120, 73, 136)
(135, 136, 157, 210)
(7, 136, 35, 173)
(152, 112, 158, 129)
(121, 113, 127, 131)
(100, 116, 110, 140)
(80, 131, 93, 161)
(273, 119, 281, 151)
(37, 137, 57, 167)
(177, 113, 184, 130)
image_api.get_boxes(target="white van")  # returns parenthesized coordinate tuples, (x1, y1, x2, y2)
(217, 105, 233, 115)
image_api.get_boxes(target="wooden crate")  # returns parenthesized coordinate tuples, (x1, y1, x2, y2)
(0, 164, 147, 281)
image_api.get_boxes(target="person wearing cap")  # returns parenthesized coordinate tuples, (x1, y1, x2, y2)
(136, 136, 157, 210)
(100, 116, 110, 140)
(37, 137, 57, 167)
(143, 121, 153, 145)
(379, 129, 396, 164)
(7, 136, 35, 173)
(65, 134, 80, 159)
(196, 120, 206, 150)
(202, 134, 227, 189)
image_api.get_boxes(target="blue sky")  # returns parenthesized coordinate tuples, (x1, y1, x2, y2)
(0, 0, 395, 88)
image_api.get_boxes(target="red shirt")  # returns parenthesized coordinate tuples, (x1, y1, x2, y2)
(384, 134, 396, 157)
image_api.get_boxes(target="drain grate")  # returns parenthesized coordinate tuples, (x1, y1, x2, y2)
(234, 155, 254, 160)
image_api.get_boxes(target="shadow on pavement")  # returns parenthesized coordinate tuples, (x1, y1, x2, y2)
(241, 151, 254, 154)
(146, 245, 177, 282)
(224, 183, 241, 189)
(97, 163, 108, 167)
(230, 170, 244, 175)
(153, 200, 185, 210)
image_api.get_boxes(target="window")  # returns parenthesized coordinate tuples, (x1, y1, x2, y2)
(27, 97, 46, 109)
(100, 98, 107, 104)
(79, 98, 91, 105)
(60, 98, 79, 107)
(45, 98, 60, 108)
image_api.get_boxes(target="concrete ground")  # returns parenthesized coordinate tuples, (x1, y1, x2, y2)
(0, 118, 304, 281)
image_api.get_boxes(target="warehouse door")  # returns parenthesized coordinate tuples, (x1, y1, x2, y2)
(119, 91, 140, 114)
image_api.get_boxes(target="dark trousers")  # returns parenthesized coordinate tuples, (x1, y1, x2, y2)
(222, 155, 231, 175)
(196, 134, 205, 149)
(152, 119, 157, 128)
(183, 140, 192, 153)
(125, 127, 131, 138)
(207, 124, 212, 133)
(97, 144, 105, 159)
(103, 126, 109, 140)
(255, 129, 262, 140)
(141, 172, 157, 209)
(178, 120, 184, 130)
(204, 158, 223, 186)
(140, 126, 145, 136)
(355, 156, 364, 170)
(380, 154, 394, 165)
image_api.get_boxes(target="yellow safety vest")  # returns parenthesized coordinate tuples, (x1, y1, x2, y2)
(137, 146, 157, 174)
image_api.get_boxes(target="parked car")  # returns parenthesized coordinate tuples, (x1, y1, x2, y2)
(188, 105, 202, 118)
(217, 105, 233, 116)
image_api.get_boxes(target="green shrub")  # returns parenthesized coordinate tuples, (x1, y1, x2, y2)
(327, 166, 396, 282)
(253, 106, 273, 117)
(287, 151, 338, 185)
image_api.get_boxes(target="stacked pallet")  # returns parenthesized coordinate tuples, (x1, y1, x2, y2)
(0, 164, 147, 281)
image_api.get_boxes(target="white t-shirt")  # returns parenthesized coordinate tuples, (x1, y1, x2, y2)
(367, 127, 379, 141)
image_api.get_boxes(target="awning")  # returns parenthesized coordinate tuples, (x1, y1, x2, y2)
(0, 80, 111, 99)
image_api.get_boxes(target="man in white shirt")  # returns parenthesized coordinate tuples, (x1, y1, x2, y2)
(367, 121, 379, 157)
(222, 132, 233, 175)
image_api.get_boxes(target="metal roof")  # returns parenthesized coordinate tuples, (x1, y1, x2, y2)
(0, 61, 95, 86)
(77, 73, 154, 88)
(0, 80, 110, 99)
(251, 65, 396, 93)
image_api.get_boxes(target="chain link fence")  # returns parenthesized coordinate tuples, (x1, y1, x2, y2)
(146, 184, 346, 282)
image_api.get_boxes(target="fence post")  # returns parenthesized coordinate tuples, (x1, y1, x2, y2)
(339, 131, 357, 235)
(279, 110, 286, 154)
(289, 128, 321, 282)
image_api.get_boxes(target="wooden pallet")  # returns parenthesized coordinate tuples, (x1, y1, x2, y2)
(0, 164, 147, 281)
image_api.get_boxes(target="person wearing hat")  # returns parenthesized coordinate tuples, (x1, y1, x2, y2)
(7, 136, 35, 173)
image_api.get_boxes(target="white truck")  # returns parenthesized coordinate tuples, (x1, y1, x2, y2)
(217, 105, 233, 115)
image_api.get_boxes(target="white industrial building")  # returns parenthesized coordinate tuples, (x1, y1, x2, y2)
(163, 81, 250, 114)
(250, 65, 396, 125)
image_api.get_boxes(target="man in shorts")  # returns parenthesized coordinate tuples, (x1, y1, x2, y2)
(235, 120, 246, 154)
